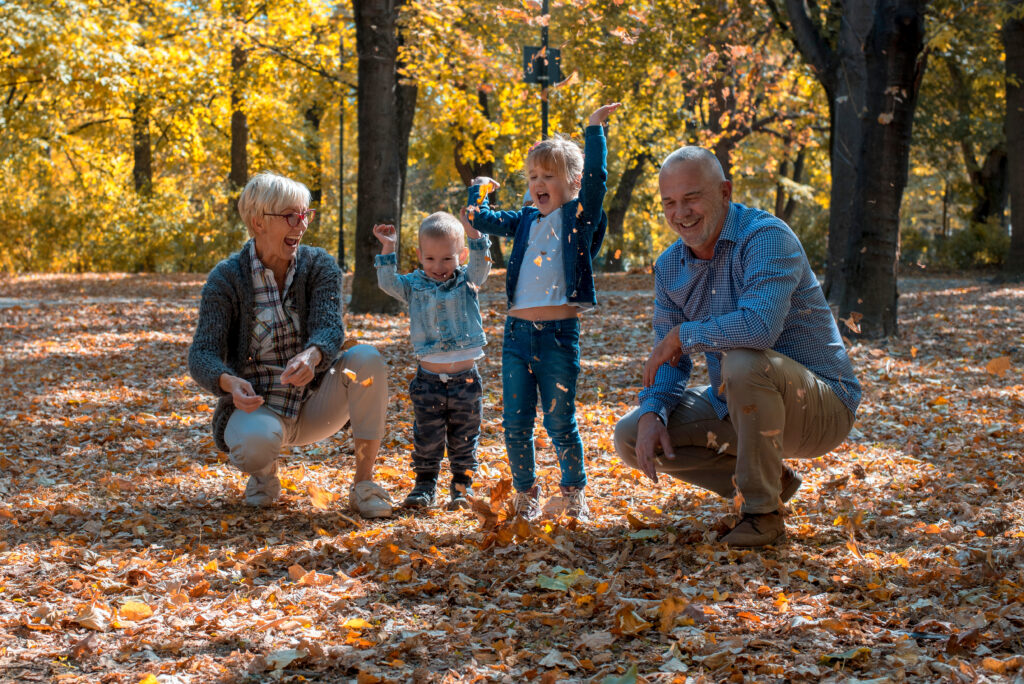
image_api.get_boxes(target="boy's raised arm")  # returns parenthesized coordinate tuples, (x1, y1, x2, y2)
(460, 206, 491, 287)
(373, 223, 410, 303)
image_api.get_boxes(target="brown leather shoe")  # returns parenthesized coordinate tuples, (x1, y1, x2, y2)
(780, 467, 802, 504)
(721, 511, 785, 547)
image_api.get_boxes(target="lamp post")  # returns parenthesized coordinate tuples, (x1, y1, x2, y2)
(523, 0, 561, 139)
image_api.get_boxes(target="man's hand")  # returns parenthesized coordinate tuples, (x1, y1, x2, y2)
(459, 206, 481, 239)
(643, 324, 682, 387)
(220, 374, 264, 413)
(588, 102, 622, 127)
(635, 413, 675, 484)
(280, 346, 322, 388)
(372, 223, 397, 255)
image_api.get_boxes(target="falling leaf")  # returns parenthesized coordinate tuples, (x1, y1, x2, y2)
(841, 311, 863, 333)
(985, 356, 1010, 376)
(534, 255, 544, 267)
(342, 368, 357, 381)
(553, 70, 579, 88)
(878, 112, 894, 124)
(307, 484, 337, 510)
(361, 376, 374, 387)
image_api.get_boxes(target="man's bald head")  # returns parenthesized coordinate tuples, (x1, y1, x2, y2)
(657, 146, 732, 260)
(659, 146, 727, 183)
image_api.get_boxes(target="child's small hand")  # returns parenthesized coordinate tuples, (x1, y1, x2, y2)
(372, 223, 397, 255)
(469, 176, 501, 190)
(460, 206, 481, 239)
(588, 102, 622, 127)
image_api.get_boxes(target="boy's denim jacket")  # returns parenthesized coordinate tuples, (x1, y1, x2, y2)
(374, 235, 491, 357)
(467, 125, 608, 310)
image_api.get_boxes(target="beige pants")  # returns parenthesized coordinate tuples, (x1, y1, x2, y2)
(224, 344, 388, 476)
(614, 349, 854, 513)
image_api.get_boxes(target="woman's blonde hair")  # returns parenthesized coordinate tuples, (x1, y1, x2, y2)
(525, 134, 584, 197)
(237, 171, 311, 236)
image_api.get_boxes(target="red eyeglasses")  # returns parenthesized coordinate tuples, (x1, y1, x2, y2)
(263, 209, 316, 227)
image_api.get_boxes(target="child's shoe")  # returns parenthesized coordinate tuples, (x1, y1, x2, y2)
(448, 479, 473, 511)
(513, 484, 542, 521)
(561, 486, 591, 523)
(402, 474, 438, 509)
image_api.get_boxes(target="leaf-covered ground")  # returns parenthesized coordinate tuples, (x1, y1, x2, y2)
(0, 273, 1022, 683)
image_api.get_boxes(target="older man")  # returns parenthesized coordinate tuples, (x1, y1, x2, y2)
(614, 147, 861, 547)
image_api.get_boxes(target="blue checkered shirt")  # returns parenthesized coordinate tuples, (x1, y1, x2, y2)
(638, 202, 861, 422)
(243, 241, 307, 419)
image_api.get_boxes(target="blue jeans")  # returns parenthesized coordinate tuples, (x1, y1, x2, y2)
(502, 316, 586, 492)
(410, 365, 482, 482)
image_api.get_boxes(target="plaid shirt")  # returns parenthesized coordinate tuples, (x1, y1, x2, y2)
(243, 241, 307, 419)
(639, 202, 861, 423)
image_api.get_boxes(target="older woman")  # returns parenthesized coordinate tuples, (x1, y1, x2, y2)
(188, 171, 392, 517)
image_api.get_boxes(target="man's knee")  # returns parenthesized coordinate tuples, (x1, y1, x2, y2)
(721, 348, 770, 384)
(228, 434, 281, 474)
(613, 411, 640, 468)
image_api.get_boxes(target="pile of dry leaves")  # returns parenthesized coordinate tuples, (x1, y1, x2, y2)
(0, 272, 1021, 683)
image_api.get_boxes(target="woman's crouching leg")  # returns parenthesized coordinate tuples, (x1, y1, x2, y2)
(223, 407, 284, 506)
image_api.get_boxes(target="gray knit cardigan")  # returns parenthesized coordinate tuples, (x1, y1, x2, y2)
(188, 243, 345, 452)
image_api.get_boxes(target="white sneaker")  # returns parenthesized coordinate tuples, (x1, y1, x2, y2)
(513, 485, 542, 521)
(561, 486, 591, 523)
(245, 460, 281, 506)
(349, 480, 393, 518)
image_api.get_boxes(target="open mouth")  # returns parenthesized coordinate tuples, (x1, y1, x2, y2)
(284, 236, 301, 247)
(536, 192, 550, 204)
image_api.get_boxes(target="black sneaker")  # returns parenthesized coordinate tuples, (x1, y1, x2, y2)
(448, 480, 473, 511)
(402, 476, 437, 509)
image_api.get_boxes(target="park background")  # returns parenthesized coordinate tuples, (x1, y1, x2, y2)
(1, 1, 1023, 682)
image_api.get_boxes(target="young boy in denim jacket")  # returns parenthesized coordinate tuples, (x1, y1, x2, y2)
(373, 211, 491, 510)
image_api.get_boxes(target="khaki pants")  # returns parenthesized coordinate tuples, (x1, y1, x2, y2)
(614, 349, 854, 513)
(224, 344, 388, 476)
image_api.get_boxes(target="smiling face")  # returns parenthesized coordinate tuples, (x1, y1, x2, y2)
(527, 161, 577, 216)
(659, 159, 732, 260)
(417, 234, 464, 282)
(252, 204, 309, 272)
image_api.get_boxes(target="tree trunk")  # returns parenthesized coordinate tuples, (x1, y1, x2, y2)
(304, 102, 323, 233)
(132, 96, 152, 196)
(350, 0, 406, 314)
(338, 29, 347, 272)
(781, 0, 927, 338)
(1003, 1, 1024, 277)
(229, 42, 248, 195)
(452, 90, 505, 268)
(603, 152, 650, 271)
(774, 147, 805, 224)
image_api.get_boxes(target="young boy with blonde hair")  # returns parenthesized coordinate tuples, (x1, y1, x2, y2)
(373, 211, 491, 510)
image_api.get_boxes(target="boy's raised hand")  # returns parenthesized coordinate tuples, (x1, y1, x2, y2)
(459, 206, 481, 239)
(372, 223, 397, 255)
(588, 102, 622, 127)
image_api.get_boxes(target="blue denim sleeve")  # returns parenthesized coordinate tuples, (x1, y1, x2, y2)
(467, 184, 523, 239)
(577, 125, 608, 236)
(676, 224, 802, 353)
(374, 253, 411, 304)
(466, 235, 491, 286)
(638, 263, 693, 422)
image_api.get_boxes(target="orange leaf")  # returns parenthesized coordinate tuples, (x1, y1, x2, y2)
(307, 484, 337, 511)
(986, 356, 1011, 377)
(120, 601, 153, 621)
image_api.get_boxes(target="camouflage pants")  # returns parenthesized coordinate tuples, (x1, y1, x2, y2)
(410, 365, 482, 482)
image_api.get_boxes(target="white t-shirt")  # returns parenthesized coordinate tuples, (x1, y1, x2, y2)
(511, 208, 571, 312)
(420, 347, 484, 364)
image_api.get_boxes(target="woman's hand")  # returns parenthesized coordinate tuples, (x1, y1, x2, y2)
(281, 346, 322, 387)
(219, 374, 264, 413)
(588, 102, 622, 127)
(372, 224, 397, 255)
(643, 324, 682, 387)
